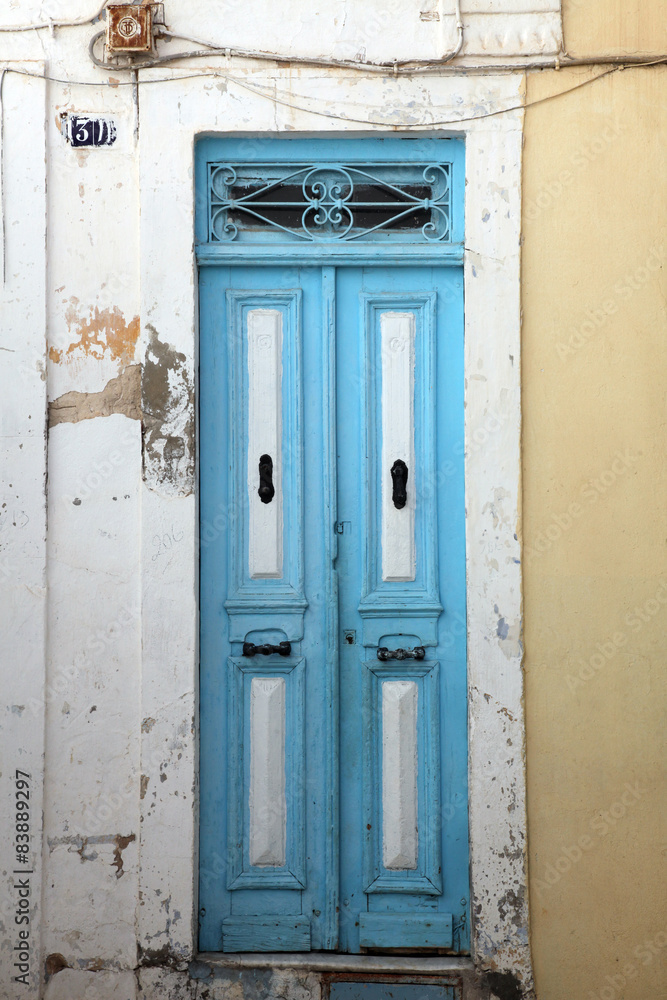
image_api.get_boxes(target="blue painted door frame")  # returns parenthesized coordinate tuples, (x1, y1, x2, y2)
(198, 137, 468, 954)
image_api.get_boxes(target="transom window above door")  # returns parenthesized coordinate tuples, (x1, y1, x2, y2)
(207, 162, 453, 243)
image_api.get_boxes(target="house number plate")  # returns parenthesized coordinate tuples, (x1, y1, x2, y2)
(64, 115, 117, 148)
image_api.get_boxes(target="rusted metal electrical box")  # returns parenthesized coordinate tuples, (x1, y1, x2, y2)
(106, 3, 154, 53)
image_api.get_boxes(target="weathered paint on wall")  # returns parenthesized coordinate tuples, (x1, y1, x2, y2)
(0, 0, 562, 62)
(0, 0, 664, 998)
(522, 46, 667, 1000)
(0, 46, 528, 993)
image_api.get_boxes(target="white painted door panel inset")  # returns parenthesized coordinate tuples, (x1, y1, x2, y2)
(381, 312, 416, 582)
(247, 309, 283, 579)
(249, 676, 286, 866)
(382, 680, 418, 870)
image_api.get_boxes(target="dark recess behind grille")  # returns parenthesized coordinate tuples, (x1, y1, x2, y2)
(228, 183, 432, 231)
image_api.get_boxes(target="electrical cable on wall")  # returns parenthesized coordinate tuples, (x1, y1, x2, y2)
(1, 2, 666, 72)
(3, 57, 664, 126)
(86, 0, 465, 76)
(448, 0, 464, 61)
(86, 9, 667, 77)
(157, 0, 465, 69)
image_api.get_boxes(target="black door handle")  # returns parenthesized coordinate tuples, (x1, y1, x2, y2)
(258, 454, 275, 504)
(391, 459, 408, 509)
(243, 641, 291, 657)
(377, 646, 425, 661)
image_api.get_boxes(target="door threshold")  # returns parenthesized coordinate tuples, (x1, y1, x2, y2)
(195, 952, 474, 974)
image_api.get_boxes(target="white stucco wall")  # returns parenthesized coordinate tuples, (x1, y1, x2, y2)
(0, 3, 552, 997)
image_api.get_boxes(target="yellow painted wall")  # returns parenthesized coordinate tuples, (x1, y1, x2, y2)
(522, 15, 667, 999)
(562, 0, 667, 58)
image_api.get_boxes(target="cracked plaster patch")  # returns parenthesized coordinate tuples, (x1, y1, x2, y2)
(141, 325, 195, 497)
(49, 364, 141, 426)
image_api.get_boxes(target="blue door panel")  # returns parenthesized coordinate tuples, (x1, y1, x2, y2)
(358, 913, 453, 950)
(198, 138, 467, 955)
(221, 915, 311, 952)
(336, 266, 467, 953)
(200, 265, 334, 951)
(329, 982, 460, 1000)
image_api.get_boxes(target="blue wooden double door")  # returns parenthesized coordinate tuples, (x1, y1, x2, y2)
(199, 139, 468, 954)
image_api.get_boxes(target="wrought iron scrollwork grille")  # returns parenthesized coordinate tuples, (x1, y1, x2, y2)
(208, 162, 451, 243)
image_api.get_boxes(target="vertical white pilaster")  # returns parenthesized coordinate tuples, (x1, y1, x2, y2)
(0, 66, 47, 1000)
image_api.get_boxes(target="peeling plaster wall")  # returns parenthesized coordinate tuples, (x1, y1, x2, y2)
(49, 365, 142, 426)
(142, 327, 195, 497)
(16, 2, 667, 1000)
